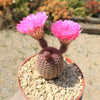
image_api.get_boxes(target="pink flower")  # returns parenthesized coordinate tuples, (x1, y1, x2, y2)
(16, 12, 48, 35)
(51, 20, 81, 41)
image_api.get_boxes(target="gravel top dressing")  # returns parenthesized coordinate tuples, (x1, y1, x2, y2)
(18, 55, 83, 100)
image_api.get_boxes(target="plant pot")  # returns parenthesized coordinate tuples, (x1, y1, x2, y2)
(17, 54, 85, 100)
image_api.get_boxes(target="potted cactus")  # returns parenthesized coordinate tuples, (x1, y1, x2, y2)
(16, 12, 85, 100)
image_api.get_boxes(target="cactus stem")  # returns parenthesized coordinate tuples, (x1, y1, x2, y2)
(38, 38, 48, 48)
(59, 44, 68, 54)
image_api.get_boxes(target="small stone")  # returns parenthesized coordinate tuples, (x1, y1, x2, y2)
(23, 67, 28, 70)
(54, 93, 61, 99)
(53, 89, 59, 94)
(79, 79, 82, 83)
(61, 90, 66, 94)
(80, 86, 83, 90)
(68, 94, 73, 100)
(69, 87, 73, 91)
(39, 96, 44, 100)
(46, 84, 52, 92)
(48, 80, 55, 84)
(27, 61, 31, 67)
(65, 93, 70, 99)
(22, 82, 28, 87)
(78, 76, 82, 79)
(27, 88, 32, 93)
(59, 95, 64, 100)
(24, 74, 30, 79)
(74, 93, 79, 99)
(47, 96, 54, 100)
(30, 96, 38, 100)
(47, 93, 54, 100)
(67, 87, 70, 93)
(27, 69, 32, 72)
(36, 85, 42, 89)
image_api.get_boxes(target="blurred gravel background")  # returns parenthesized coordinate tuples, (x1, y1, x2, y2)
(0, 30, 100, 100)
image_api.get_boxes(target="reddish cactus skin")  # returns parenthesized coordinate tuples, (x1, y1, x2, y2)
(38, 38, 48, 48)
(59, 44, 68, 54)
(59, 39, 70, 54)
(37, 47, 64, 79)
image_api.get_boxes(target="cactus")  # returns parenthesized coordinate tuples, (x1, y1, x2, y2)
(16, 12, 81, 79)
(37, 47, 64, 79)
(36, 37, 70, 79)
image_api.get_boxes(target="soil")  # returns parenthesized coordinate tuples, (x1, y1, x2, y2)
(0, 30, 100, 100)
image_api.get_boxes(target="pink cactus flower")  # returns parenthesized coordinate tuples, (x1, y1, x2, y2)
(51, 20, 81, 41)
(16, 12, 48, 35)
